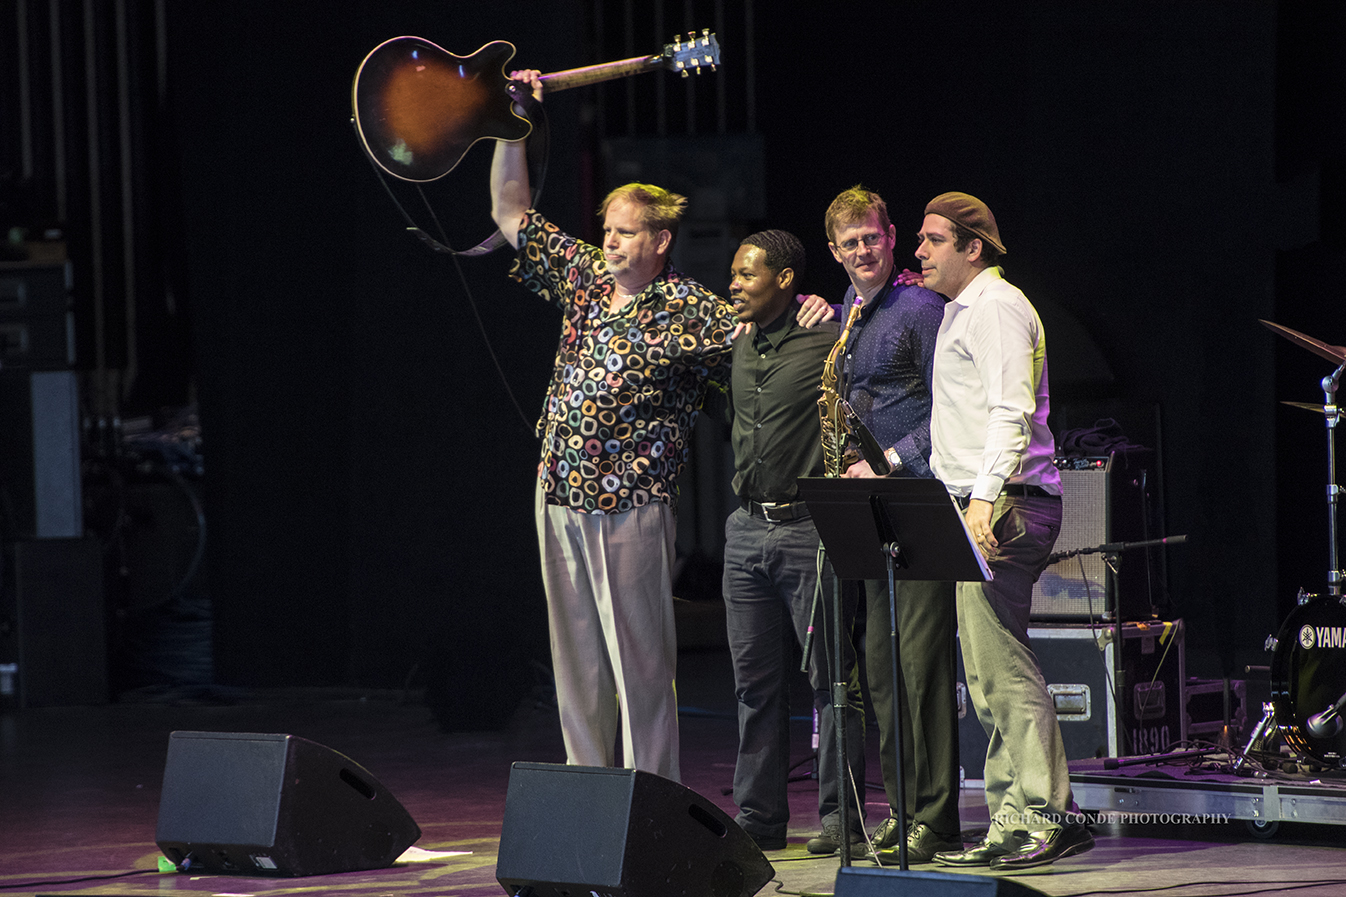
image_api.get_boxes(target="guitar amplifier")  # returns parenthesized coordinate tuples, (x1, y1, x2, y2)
(1031, 455, 1156, 621)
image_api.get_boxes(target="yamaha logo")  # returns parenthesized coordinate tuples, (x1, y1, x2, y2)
(1301, 625, 1346, 649)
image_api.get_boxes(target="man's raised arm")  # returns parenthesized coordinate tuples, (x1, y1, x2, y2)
(489, 69, 543, 249)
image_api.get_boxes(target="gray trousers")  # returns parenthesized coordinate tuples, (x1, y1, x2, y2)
(956, 493, 1072, 846)
(536, 483, 680, 781)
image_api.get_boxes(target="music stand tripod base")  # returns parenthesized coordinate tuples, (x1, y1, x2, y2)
(797, 476, 989, 870)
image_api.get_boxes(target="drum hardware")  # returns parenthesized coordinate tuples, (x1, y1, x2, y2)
(1232, 701, 1278, 773)
(1252, 322, 1346, 767)
(1260, 319, 1345, 597)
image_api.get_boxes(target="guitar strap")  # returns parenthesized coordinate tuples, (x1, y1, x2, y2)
(358, 95, 550, 258)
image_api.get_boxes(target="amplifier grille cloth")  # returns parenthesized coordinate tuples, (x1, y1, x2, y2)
(1031, 467, 1110, 619)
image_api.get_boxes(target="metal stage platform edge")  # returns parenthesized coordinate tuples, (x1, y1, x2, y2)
(1069, 756, 1346, 833)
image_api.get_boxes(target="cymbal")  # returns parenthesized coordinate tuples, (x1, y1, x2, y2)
(1261, 319, 1346, 365)
(1282, 400, 1336, 415)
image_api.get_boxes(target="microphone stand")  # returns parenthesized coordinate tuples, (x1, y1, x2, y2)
(1048, 535, 1190, 567)
(1306, 688, 1346, 738)
(1048, 536, 1189, 618)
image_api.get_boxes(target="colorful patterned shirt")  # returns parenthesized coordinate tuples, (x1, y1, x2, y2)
(510, 210, 736, 514)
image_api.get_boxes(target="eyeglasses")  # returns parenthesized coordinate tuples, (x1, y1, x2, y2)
(835, 232, 886, 252)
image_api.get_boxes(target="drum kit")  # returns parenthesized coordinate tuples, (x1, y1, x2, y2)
(1244, 320, 1346, 769)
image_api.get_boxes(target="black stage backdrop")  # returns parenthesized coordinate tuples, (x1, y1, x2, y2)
(154, 1, 1345, 710)
(168, 3, 584, 704)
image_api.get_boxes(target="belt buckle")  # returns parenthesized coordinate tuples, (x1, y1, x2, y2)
(759, 501, 784, 521)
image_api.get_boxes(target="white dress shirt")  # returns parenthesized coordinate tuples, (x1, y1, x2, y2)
(930, 266, 1061, 502)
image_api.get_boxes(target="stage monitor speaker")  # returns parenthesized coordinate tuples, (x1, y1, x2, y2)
(496, 762, 773, 897)
(835, 866, 1047, 895)
(1031, 455, 1155, 621)
(155, 730, 421, 876)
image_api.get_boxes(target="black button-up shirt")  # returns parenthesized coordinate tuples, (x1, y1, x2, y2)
(727, 307, 841, 503)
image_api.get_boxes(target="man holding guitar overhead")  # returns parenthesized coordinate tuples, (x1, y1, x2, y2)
(489, 71, 736, 782)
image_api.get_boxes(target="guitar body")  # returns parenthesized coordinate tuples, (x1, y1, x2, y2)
(353, 36, 532, 183)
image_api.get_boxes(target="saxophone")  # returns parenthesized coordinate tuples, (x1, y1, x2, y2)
(818, 297, 865, 477)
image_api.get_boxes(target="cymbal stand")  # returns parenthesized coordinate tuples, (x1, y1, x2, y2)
(1321, 361, 1344, 598)
(1239, 361, 1346, 774)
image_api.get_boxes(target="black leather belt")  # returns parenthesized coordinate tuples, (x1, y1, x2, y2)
(742, 498, 809, 522)
(1004, 483, 1059, 498)
(956, 484, 1060, 509)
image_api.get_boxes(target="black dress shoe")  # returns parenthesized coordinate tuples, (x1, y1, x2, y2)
(805, 823, 864, 855)
(874, 822, 964, 865)
(933, 838, 1013, 867)
(870, 816, 902, 850)
(989, 823, 1094, 870)
(748, 832, 787, 851)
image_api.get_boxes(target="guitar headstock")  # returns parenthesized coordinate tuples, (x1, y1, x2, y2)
(664, 30, 720, 76)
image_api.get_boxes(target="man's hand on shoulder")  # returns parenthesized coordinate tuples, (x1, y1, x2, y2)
(796, 294, 838, 328)
(896, 268, 925, 288)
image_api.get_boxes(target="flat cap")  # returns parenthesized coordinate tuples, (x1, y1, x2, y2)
(925, 191, 1006, 255)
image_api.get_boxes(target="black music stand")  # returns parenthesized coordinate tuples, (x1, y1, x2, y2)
(796, 476, 990, 871)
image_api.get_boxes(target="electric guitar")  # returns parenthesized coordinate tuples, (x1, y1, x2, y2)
(352, 31, 721, 183)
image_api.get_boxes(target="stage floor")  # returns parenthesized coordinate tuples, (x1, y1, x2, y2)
(4, 646, 1346, 897)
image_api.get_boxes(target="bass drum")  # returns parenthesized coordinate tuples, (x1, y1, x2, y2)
(1271, 596, 1346, 765)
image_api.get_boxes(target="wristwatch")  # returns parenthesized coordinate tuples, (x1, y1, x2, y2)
(884, 446, 903, 472)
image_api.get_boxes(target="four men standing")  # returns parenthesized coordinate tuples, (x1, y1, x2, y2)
(489, 76, 1088, 870)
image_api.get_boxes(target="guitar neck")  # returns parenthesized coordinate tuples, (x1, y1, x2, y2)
(539, 54, 666, 93)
